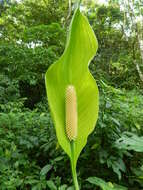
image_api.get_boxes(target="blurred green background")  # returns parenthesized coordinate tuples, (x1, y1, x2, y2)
(0, 0, 143, 189)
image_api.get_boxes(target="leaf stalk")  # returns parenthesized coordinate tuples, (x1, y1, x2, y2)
(70, 141, 79, 190)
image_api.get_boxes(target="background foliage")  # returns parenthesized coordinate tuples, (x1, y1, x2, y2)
(0, 0, 143, 189)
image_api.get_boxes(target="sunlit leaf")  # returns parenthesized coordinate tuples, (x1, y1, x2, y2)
(87, 177, 127, 190)
(45, 8, 99, 166)
(115, 132, 143, 152)
(40, 164, 52, 176)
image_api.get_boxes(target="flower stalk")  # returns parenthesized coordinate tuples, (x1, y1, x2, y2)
(71, 141, 79, 190)
(65, 85, 79, 189)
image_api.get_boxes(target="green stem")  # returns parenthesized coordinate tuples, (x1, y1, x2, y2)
(70, 141, 79, 190)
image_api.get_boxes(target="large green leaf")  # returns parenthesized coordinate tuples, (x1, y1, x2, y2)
(115, 132, 143, 152)
(45, 8, 99, 165)
(87, 177, 128, 190)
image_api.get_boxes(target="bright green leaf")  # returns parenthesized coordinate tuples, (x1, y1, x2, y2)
(45, 8, 99, 166)
(115, 132, 143, 152)
(47, 180, 57, 190)
(86, 177, 127, 190)
(40, 164, 52, 176)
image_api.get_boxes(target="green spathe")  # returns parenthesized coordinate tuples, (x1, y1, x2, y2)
(45, 8, 99, 167)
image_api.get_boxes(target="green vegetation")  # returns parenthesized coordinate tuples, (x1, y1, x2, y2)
(0, 0, 143, 189)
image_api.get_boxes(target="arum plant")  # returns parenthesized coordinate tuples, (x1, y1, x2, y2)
(45, 1, 99, 189)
